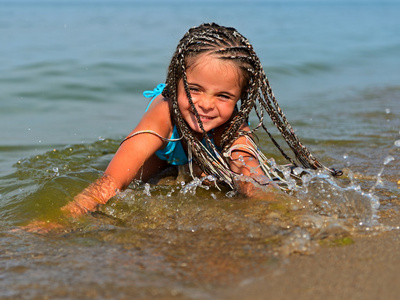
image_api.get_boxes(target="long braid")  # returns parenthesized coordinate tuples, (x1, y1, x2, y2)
(162, 23, 339, 188)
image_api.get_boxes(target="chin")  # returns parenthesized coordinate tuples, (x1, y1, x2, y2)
(188, 123, 210, 134)
(185, 117, 219, 133)
(190, 126, 204, 133)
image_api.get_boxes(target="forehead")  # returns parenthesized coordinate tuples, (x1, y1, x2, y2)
(186, 53, 243, 88)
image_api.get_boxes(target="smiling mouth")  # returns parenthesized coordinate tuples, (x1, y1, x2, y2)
(190, 111, 215, 121)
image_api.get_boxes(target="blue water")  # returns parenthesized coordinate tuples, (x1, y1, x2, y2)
(2, 1, 399, 153)
(0, 1, 399, 299)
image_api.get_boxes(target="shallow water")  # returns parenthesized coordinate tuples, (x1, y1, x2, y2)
(1, 1, 400, 299)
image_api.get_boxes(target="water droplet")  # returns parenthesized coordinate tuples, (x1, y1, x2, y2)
(383, 155, 394, 165)
(98, 136, 105, 141)
(206, 175, 216, 182)
(249, 167, 258, 174)
(226, 190, 236, 198)
(343, 153, 348, 159)
(293, 167, 303, 175)
(394, 140, 400, 147)
(376, 177, 384, 187)
(385, 108, 391, 114)
(144, 183, 151, 196)
(301, 173, 312, 185)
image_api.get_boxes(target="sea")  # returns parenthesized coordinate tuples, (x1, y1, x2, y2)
(0, 1, 399, 299)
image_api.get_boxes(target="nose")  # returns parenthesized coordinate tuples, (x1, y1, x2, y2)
(197, 95, 215, 111)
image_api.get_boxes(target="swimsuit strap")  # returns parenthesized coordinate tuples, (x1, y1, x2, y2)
(120, 129, 182, 146)
(143, 83, 166, 111)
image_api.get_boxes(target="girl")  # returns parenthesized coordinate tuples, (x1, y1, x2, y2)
(61, 23, 339, 218)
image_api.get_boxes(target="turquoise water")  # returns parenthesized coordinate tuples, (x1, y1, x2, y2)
(1, 1, 399, 299)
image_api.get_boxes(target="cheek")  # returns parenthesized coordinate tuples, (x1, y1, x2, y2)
(176, 87, 185, 104)
(177, 94, 190, 113)
(177, 90, 196, 111)
(177, 92, 186, 105)
(220, 102, 237, 117)
(177, 83, 187, 103)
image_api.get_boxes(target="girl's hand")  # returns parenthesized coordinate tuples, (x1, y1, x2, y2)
(17, 175, 120, 235)
(61, 192, 101, 217)
(234, 175, 279, 200)
(62, 174, 120, 218)
(16, 220, 64, 235)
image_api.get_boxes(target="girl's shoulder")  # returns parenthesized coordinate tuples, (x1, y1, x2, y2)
(144, 94, 173, 122)
(138, 95, 174, 136)
(145, 94, 171, 111)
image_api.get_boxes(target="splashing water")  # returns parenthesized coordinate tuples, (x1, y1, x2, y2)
(96, 158, 385, 257)
(1, 137, 391, 258)
(383, 155, 395, 165)
(294, 169, 380, 227)
(369, 155, 396, 194)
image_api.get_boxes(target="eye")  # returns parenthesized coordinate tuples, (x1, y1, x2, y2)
(189, 86, 200, 93)
(218, 94, 232, 100)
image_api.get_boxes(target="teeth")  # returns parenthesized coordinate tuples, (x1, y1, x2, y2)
(191, 111, 214, 119)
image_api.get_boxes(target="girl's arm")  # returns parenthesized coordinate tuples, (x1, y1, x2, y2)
(227, 124, 278, 198)
(225, 124, 262, 176)
(63, 96, 173, 217)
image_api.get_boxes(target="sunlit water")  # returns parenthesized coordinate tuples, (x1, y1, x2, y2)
(1, 1, 399, 299)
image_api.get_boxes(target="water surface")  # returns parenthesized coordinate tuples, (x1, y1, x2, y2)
(0, 1, 399, 299)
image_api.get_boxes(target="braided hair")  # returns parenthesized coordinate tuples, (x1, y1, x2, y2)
(162, 23, 339, 188)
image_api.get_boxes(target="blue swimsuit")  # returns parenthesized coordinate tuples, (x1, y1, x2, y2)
(143, 84, 219, 166)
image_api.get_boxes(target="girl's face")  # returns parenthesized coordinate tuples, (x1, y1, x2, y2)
(177, 54, 242, 133)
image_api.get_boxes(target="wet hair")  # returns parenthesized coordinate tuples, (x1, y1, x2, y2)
(162, 23, 339, 187)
